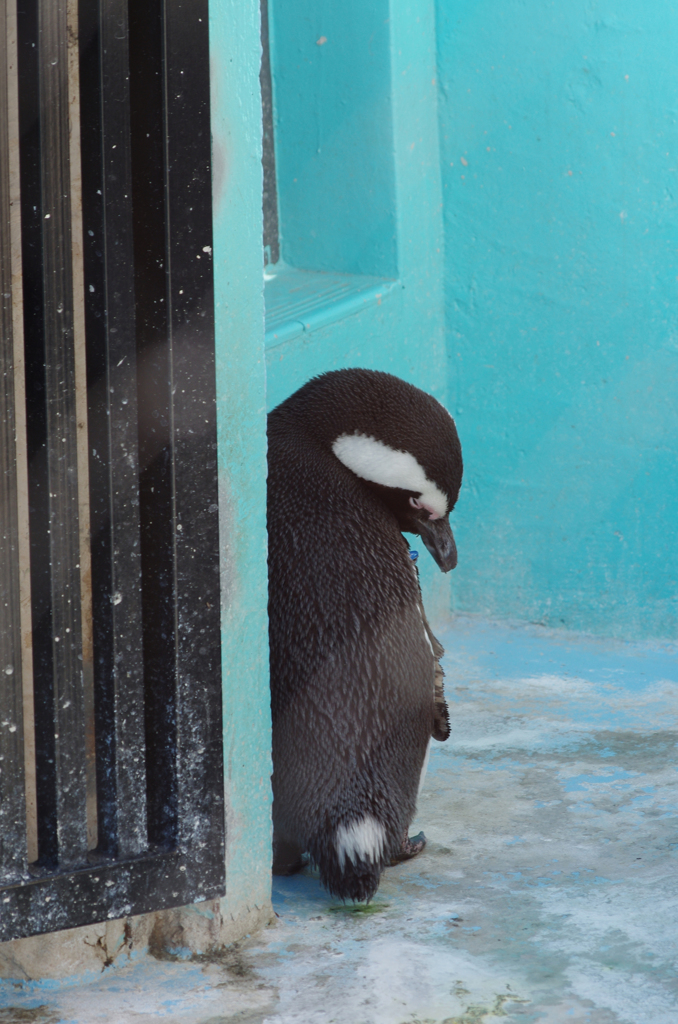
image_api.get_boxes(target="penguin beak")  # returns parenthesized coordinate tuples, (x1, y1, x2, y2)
(417, 517, 458, 572)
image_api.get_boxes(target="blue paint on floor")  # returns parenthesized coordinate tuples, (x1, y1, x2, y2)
(443, 618, 678, 688)
(2, 616, 677, 1022)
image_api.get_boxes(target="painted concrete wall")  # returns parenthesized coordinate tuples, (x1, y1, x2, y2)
(271, 0, 398, 277)
(437, 0, 678, 641)
(210, 0, 273, 931)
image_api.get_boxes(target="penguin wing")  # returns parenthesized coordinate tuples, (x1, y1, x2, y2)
(418, 600, 450, 742)
(432, 658, 451, 742)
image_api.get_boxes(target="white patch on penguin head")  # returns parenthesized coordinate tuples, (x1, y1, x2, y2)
(331, 434, 448, 518)
(335, 815, 386, 870)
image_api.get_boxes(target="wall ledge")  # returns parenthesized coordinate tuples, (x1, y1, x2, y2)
(264, 263, 399, 349)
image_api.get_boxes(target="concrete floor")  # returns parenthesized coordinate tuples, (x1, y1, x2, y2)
(2, 616, 677, 1023)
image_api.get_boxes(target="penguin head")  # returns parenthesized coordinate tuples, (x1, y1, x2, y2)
(281, 368, 463, 572)
(332, 432, 460, 571)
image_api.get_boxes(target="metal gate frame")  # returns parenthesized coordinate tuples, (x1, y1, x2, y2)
(0, 0, 224, 941)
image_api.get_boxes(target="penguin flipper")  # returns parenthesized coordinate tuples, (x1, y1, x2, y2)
(432, 656, 451, 742)
(433, 699, 451, 742)
(418, 601, 450, 741)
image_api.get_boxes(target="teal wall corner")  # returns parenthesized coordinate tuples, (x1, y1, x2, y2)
(266, 0, 451, 622)
(437, 0, 678, 641)
(210, 0, 273, 922)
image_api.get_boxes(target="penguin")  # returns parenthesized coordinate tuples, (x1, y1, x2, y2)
(267, 368, 462, 901)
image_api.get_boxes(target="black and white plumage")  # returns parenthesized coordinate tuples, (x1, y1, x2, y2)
(267, 368, 463, 901)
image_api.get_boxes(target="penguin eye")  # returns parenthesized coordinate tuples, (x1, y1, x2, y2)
(409, 496, 442, 521)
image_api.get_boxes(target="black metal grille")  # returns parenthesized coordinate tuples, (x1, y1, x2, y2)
(260, 0, 279, 266)
(0, 0, 224, 941)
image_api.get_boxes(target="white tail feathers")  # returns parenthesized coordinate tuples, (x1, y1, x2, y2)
(335, 815, 386, 871)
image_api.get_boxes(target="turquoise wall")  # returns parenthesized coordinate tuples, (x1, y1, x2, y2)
(270, 0, 397, 277)
(210, 0, 272, 924)
(437, 0, 678, 640)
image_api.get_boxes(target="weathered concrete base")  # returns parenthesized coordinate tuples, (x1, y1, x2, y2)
(0, 898, 274, 982)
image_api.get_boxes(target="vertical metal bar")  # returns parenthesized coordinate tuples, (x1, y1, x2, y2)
(7, 0, 38, 866)
(260, 0, 280, 266)
(79, 0, 146, 860)
(66, 0, 97, 853)
(128, 0, 177, 852)
(0, 0, 28, 884)
(40, 0, 88, 869)
(18, 0, 88, 869)
(162, 0, 224, 867)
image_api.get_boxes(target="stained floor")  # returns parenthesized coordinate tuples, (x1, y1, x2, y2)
(2, 616, 677, 1023)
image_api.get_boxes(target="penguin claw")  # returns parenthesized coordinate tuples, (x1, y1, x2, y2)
(390, 829, 427, 865)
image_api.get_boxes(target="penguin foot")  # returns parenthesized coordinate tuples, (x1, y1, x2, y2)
(272, 837, 305, 876)
(390, 829, 427, 864)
